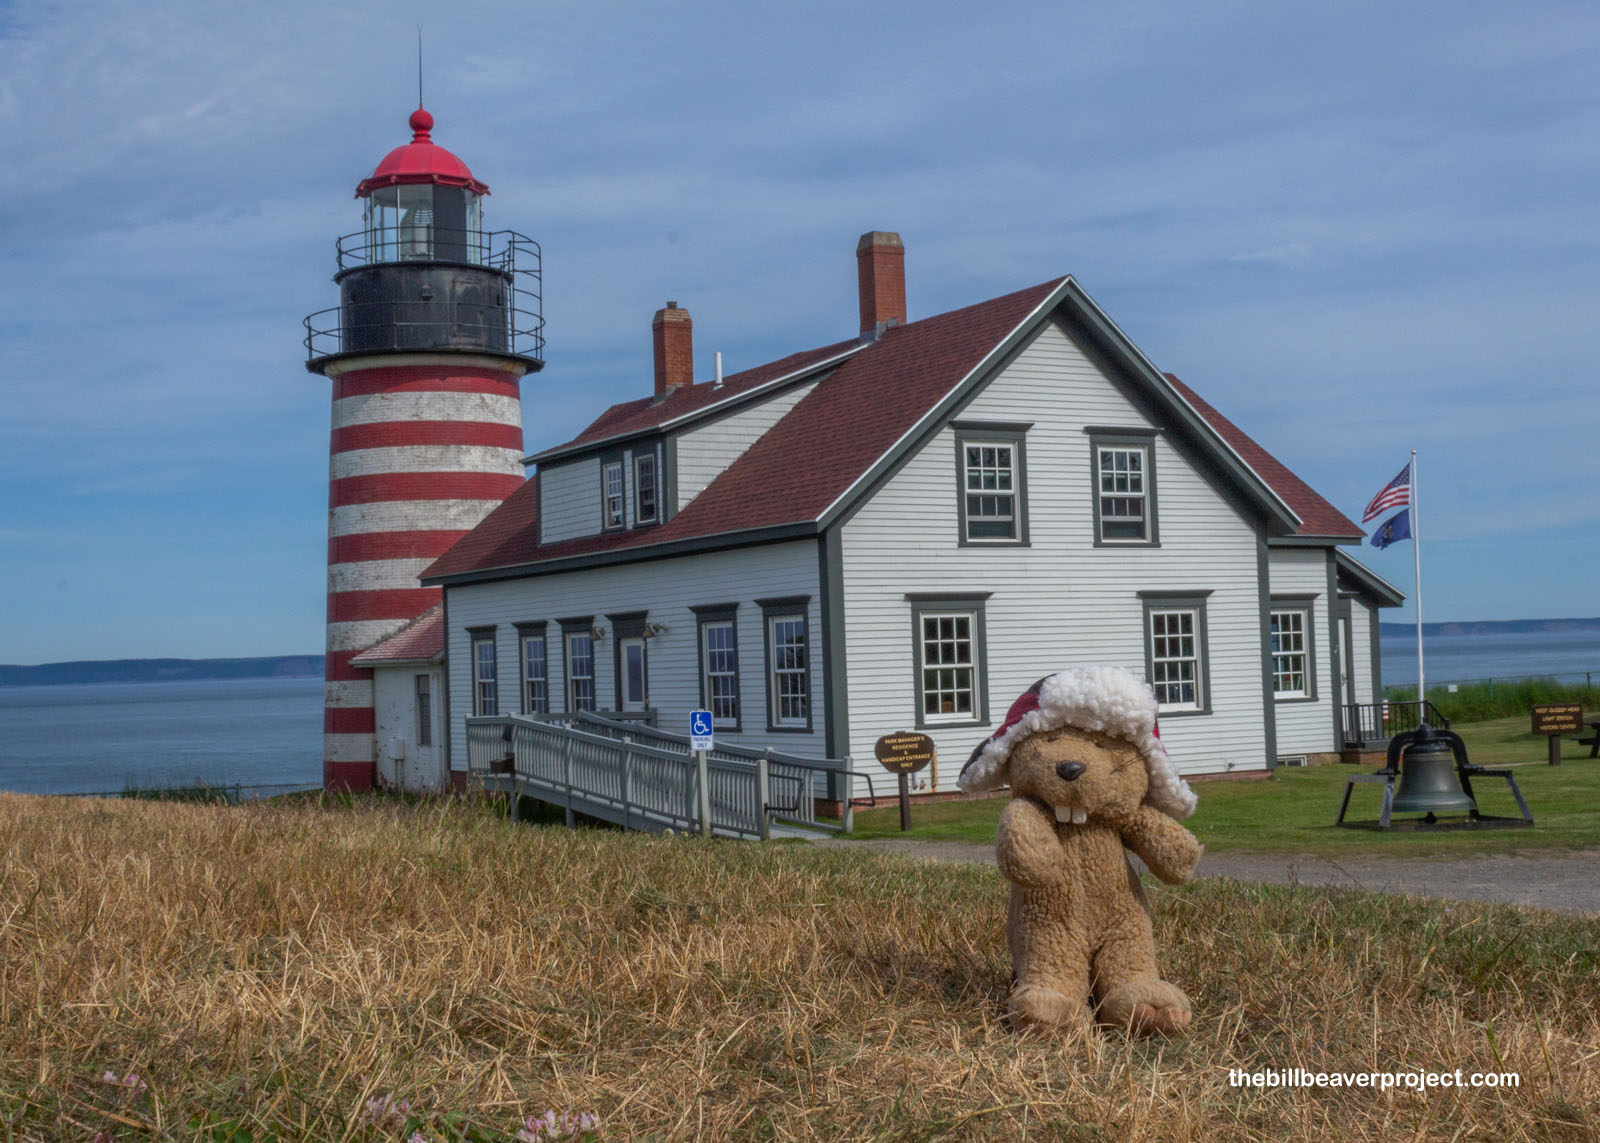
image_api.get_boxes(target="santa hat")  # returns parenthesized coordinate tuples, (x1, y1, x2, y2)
(956, 665, 1197, 819)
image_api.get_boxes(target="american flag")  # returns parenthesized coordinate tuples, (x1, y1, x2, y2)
(1361, 462, 1412, 524)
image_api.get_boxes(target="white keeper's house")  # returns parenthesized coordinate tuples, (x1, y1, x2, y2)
(409, 231, 1402, 793)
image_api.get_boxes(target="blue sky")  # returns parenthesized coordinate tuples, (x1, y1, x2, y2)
(1, 0, 1596, 663)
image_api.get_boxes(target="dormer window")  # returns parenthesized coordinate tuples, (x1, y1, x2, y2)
(602, 461, 625, 530)
(635, 452, 658, 525)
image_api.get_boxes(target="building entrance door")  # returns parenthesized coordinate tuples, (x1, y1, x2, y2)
(619, 638, 647, 710)
(1340, 610, 1354, 705)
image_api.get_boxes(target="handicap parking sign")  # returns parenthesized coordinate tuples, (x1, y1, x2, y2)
(689, 710, 714, 750)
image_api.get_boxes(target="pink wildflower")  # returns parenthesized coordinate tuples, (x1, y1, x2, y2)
(100, 1070, 147, 1094)
(363, 1092, 411, 1129)
(516, 1109, 601, 1140)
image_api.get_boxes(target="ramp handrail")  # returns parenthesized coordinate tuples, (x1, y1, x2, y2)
(468, 714, 770, 838)
(572, 712, 878, 832)
(465, 713, 877, 836)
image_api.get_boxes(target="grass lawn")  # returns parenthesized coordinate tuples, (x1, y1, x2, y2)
(1, 793, 1595, 1141)
(850, 717, 1600, 855)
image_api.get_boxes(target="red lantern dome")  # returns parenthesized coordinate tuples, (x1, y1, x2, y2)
(355, 107, 490, 198)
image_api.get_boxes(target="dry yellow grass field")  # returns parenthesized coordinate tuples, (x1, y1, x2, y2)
(1, 792, 1596, 1141)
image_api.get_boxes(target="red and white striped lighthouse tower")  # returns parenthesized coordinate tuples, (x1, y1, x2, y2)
(304, 105, 544, 791)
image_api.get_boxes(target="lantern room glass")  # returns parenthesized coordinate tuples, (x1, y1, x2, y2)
(363, 185, 482, 265)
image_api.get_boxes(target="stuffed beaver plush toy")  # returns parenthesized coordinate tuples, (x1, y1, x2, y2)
(959, 666, 1203, 1036)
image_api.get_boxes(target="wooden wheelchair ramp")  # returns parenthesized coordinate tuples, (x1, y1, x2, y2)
(465, 713, 867, 840)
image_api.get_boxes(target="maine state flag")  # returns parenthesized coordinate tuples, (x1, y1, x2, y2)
(1370, 509, 1410, 549)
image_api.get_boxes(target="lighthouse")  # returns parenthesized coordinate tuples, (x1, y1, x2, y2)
(304, 105, 543, 791)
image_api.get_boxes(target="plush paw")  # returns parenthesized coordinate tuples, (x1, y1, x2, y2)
(1008, 984, 1092, 1035)
(1098, 979, 1193, 1036)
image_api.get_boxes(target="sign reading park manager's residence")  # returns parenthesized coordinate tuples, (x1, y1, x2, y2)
(1531, 704, 1583, 736)
(874, 732, 937, 774)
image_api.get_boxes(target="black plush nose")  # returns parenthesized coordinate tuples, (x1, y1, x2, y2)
(1055, 761, 1085, 782)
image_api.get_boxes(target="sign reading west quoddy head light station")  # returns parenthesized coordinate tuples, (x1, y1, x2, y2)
(1530, 703, 1583, 766)
(1530, 704, 1583, 736)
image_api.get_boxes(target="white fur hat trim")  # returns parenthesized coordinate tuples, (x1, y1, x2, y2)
(956, 665, 1197, 819)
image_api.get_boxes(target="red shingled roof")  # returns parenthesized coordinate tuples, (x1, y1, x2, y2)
(1164, 373, 1363, 539)
(537, 339, 860, 457)
(425, 279, 1063, 579)
(350, 605, 445, 664)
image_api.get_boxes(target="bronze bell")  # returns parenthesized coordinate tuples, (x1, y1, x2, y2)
(1390, 736, 1477, 817)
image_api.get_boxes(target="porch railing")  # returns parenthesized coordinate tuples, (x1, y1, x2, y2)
(1340, 700, 1451, 748)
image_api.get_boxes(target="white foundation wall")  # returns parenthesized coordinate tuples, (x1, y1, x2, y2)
(373, 664, 446, 791)
(445, 541, 825, 770)
(1268, 548, 1338, 756)
(840, 320, 1270, 786)
(675, 381, 820, 506)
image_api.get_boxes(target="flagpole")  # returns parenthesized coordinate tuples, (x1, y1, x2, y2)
(1411, 449, 1425, 717)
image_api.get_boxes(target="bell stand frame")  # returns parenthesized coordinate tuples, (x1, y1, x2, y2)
(1336, 726, 1534, 831)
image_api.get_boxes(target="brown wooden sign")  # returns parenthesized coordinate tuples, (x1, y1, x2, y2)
(875, 732, 936, 774)
(1532, 704, 1584, 736)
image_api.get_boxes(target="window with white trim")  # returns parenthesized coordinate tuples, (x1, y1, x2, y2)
(701, 620, 739, 727)
(520, 629, 549, 714)
(566, 631, 596, 712)
(907, 594, 990, 728)
(634, 452, 658, 525)
(920, 612, 976, 721)
(768, 614, 808, 726)
(1147, 607, 1202, 711)
(963, 443, 1016, 539)
(470, 630, 498, 717)
(954, 424, 1028, 545)
(1098, 445, 1149, 541)
(602, 461, 625, 530)
(1271, 607, 1312, 699)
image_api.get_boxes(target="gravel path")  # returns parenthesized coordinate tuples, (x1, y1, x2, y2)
(818, 837, 1600, 916)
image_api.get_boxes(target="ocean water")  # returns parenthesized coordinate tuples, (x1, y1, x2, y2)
(0, 676, 323, 796)
(1379, 628, 1600, 687)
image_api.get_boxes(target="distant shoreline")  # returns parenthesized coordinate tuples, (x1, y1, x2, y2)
(1377, 617, 1600, 638)
(0, 656, 324, 688)
(7, 615, 1599, 687)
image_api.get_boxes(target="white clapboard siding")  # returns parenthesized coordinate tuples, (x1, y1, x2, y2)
(1348, 598, 1377, 705)
(445, 541, 825, 769)
(675, 382, 820, 507)
(1268, 548, 1337, 755)
(840, 320, 1269, 786)
(539, 455, 602, 542)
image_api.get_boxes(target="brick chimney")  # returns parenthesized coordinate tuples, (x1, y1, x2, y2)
(856, 231, 906, 339)
(652, 301, 694, 398)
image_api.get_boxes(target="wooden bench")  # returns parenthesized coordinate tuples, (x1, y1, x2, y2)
(1580, 720, 1600, 759)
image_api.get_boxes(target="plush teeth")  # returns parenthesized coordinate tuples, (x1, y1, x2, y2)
(1054, 806, 1089, 825)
